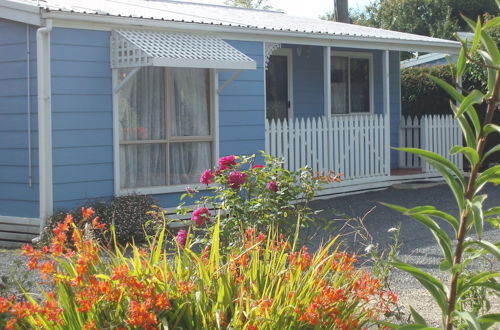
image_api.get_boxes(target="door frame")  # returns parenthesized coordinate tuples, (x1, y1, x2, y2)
(266, 48, 294, 119)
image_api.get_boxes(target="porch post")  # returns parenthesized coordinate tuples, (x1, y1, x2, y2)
(383, 50, 391, 175)
(323, 46, 331, 117)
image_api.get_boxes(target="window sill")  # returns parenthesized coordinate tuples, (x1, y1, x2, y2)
(117, 184, 212, 196)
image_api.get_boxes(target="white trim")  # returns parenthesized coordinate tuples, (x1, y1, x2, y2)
(323, 46, 331, 117)
(41, 13, 460, 54)
(119, 184, 211, 196)
(330, 50, 374, 115)
(400, 53, 448, 68)
(113, 67, 140, 93)
(0, 0, 41, 26)
(0, 215, 41, 227)
(268, 48, 294, 119)
(217, 69, 242, 94)
(383, 50, 391, 175)
(151, 58, 256, 70)
(37, 20, 53, 227)
(212, 69, 220, 160)
(112, 69, 121, 195)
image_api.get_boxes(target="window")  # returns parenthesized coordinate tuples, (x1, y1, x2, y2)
(331, 53, 372, 114)
(117, 67, 214, 190)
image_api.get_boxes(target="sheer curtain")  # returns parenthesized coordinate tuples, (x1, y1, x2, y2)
(169, 68, 212, 184)
(119, 67, 166, 189)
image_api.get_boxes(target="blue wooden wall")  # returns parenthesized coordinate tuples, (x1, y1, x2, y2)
(50, 28, 114, 211)
(0, 19, 39, 218)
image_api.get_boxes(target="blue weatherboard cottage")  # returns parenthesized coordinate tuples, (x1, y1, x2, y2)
(0, 0, 460, 243)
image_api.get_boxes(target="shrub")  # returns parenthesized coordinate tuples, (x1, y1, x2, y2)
(40, 194, 157, 246)
(0, 210, 395, 329)
(174, 153, 339, 247)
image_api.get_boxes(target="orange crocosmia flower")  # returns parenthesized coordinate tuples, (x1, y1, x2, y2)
(247, 324, 258, 330)
(81, 207, 94, 219)
(5, 318, 17, 330)
(27, 256, 38, 270)
(126, 300, 158, 329)
(39, 261, 55, 275)
(0, 296, 12, 313)
(91, 217, 106, 230)
(177, 280, 194, 295)
(83, 320, 97, 330)
(154, 293, 171, 311)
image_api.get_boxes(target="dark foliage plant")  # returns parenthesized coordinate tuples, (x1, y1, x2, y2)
(40, 194, 157, 246)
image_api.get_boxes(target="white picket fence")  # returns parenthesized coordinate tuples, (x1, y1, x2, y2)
(265, 114, 390, 180)
(400, 115, 463, 171)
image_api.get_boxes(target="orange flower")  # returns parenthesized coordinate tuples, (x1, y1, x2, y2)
(126, 300, 157, 329)
(83, 320, 97, 330)
(154, 293, 171, 311)
(81, 207, 94, 219)
(5, 318, 17, 330)
(91, 217, 106, 230)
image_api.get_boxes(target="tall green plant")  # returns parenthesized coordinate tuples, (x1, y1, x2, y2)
(382, 9, 500, 330)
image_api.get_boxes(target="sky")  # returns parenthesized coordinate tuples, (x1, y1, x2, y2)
(184, 0, 373, 19)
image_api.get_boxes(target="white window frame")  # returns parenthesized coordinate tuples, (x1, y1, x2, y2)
(112, 67, 219, 195)
(266, 48, 294, 119)
(330, 51, 374, 116)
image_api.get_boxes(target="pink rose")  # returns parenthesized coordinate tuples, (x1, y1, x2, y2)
(200, 169, 214, 185)
(267, 181, 279, 192)
(218, 155, 237, 170)
(176, 229, 187, 247)
(252, 164, 265, 169)
(192, 207, 211, 226)
(228, 171, 247, 189)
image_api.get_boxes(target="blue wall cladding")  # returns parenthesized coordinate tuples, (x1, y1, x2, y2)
(0, 19, 39, 218)
(50, 28, 114, 211)
(218, 40, 265, 157)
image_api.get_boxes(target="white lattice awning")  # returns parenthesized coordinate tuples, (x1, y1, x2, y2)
(111, 30, 256, 70)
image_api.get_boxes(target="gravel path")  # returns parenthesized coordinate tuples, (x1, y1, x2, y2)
(304, 183, 500, 327)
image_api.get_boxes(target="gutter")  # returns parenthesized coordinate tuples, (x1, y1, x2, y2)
(41, 12, 461, 55)
(37, 19, 53, 231)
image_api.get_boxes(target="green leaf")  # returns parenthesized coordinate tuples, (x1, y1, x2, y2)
(450, 146, 480, 166)
(395, 148, 465, 186)
(484, 144, 500, 162)
(428, 75, 464, 102)
(482, 17, 500, 31)
(477, 50, 497, 94)
(478, 313, 500, 329)
(410, 306, 428, 325)
(481, 30, 500, 66)
(405, 205, 458, 233)
(456, 47, 466, 80)
(450, 103, 476, 149)
(476, 165, 500, 191)
(456, 311, 481, 330)
(484, 123, 500, 136)
(383, 203, 454, 264)
(398, 325, 439, 330)
(392, 260, 448, 315)
(485, 206, 500, 217)
(470, 240, 500, 259)
(470, 194, 487, 237)
(469, 18, 482, 55)
(456, 90, 484, 118)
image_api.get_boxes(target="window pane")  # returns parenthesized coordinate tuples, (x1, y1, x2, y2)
(170, 68, 210, 137)
(120, 144, 166, 188)
(350, 58, 370, 113)
(331, 56, 349, 114)
(169, 142, 212, 185)
(118, 67, 165, 141)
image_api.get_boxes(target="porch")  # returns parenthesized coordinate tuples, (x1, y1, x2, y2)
(265, 114, 462, 196)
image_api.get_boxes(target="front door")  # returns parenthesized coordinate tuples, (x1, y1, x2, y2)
(266, 49, 292, 120)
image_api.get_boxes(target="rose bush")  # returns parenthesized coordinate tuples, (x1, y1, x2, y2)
(175, 152, 340, 247)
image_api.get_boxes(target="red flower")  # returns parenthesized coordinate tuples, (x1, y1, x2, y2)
(252, 164, 265, 169)
(218, 155, 237, 170)
(192, 208, 211, 226)
(81, 207, 94, 219)
(200, 169, 214, 185)
(227, 171, 247, 189)
(266, 181, 279, 192)
(91, 217, 106, 230)
(175, 229, 188, 247)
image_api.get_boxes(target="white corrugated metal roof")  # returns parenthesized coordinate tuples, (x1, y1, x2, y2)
(3, 0, 460, 50)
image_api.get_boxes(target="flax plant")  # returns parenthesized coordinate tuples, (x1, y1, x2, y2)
(381, 7, 500, 329)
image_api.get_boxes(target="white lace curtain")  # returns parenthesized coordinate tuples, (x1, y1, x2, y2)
(119, 67, 211, 189)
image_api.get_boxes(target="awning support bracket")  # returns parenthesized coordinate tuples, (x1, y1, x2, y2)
(217, 69, 242, 94)
(113, 67, 140, 93)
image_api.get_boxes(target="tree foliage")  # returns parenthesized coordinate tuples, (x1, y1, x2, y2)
(350, 0, 499, 40)
(224, 0, 271, 10)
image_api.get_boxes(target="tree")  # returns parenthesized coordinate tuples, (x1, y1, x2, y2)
(224, 0, 272, 10)
(449, 0, 499, 29)
(351, 0, 459, 40)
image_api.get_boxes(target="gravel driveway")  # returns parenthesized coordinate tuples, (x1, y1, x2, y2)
(304, 183, 500, 326)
